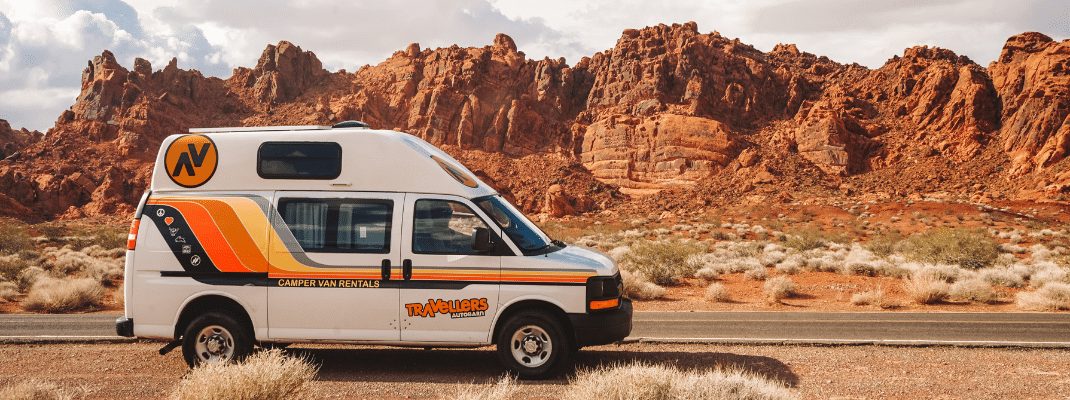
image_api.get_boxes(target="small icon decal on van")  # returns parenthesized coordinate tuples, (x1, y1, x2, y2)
(165, 135, 218, 188)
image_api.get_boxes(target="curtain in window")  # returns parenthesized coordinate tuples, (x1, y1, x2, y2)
(285, 202, 327, 249)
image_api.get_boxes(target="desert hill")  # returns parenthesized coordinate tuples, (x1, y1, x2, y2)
(1, 22, 1069, 222)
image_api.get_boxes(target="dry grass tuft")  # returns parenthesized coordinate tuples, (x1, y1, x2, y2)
(562, 362, 796, 400)
(0, 379, 70, 400)
(850, 290, 894, 308)
(949, 279, 1000, 304)
(0, 281, 19, 302)
(621, 270, 666, 301)
(903, 277, 950, 304)
(21, 277, 105, 313)
(446, 376, 518, 400)
(169, 349, 318, 400)
(704, 283, 731, 302)
(1016, 282, 1070, 311)
(763, 276, 796, 303)
(743, 267, 770, 281)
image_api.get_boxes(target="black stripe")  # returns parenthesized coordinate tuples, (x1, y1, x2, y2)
(160, 271, 268, 286)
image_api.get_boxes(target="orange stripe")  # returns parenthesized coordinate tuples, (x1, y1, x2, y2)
(195, 198, 270, 273)
(274, 273, 381, 279)
(158, 199, 254, 273)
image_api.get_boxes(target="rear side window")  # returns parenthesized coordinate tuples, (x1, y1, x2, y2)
(258, 142, 342, 179)
(278, 198, 392, 253)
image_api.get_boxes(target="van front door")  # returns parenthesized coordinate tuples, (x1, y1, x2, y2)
(267, 192, 403, 341)
(400, 195, 501, 343)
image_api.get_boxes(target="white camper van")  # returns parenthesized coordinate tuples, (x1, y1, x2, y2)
(116, 122, 631, 378)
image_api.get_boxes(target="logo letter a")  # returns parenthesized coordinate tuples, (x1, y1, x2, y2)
(172, 152, 195, 177)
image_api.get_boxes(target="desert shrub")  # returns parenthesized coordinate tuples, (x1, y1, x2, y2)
(913, 264, 966, 283)
(16, 266, 45, 292)
(0, 281, 19, 301)
(620, 239, 706, 286)
(169, 348, 318, 400)
(621, 270, 666, 301)
(903, 228, 999, 269)
(704, 283, 731, 302)
(1031, 266, 1070, 288)
(0, 255, 30, 281)
(979, 268, 1025, 288)
(950, 279, 1000, 304)
(0, 379, 70, 400)
(850, 290, 893, 308)
(34, 223, 66, 240)
(694, 266, 719, 281)
(447, 376, 518, 400)
(743, 267, 769, 281)
(21, 277, 105, 313)
(763, 276, 796, 302)
(903, 277, 950, 304)
(1016, 282, 1070, 311)
(774, 257, 802, 275)
(561, 363, 796, 400)
(865, 232, 903, 258)
(783, 228, 846, 251)
(0, 221, 32, 255)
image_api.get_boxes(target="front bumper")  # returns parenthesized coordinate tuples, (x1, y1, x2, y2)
(115, 316, 134, 337)
(569, 298, 632, 348)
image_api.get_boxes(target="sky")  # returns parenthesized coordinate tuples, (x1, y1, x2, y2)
(0, 0, 1067, 133)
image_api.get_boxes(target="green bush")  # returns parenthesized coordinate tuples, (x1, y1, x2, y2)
(91, 226, 128, 250)
(0, 221, 32, 255)
(621, 239, 706, 286)
(904, 228, 1000, 270)
(783, 228, 846, 251)
(865, 232, 904, 258)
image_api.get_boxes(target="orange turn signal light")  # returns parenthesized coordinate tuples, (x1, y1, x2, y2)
(590, 298, 619, 310)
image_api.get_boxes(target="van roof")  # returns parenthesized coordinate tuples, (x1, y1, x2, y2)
(150, 126, 497, 198)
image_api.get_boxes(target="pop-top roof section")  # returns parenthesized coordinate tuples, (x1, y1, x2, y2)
(189, 121, 370, 133)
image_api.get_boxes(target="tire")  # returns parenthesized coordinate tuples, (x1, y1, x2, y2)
(181, 311, 253, 368)
(496, 310, 572, 380)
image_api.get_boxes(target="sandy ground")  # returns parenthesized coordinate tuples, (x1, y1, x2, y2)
(1, 341, 1069, 399)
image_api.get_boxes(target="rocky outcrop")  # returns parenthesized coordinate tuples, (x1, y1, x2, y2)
(9, 26, 1070, 221)
(989, 32, 1070, 177)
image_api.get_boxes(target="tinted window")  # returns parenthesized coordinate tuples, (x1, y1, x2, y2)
(258, 142, 342, 179)
(412, 200, 490, 255)
(278, 198, 392, 253)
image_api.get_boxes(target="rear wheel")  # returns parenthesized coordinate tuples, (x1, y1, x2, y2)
(181, 311, 253, 368)
(496, 310, 571, 379)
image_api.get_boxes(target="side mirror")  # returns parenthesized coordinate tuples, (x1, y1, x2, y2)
(472, 227, 495, 252)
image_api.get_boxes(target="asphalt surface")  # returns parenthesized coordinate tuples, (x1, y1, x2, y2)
(3, 312, 1070, 347)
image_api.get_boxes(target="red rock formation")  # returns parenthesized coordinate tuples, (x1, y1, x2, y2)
(7, 26, 1070, 221)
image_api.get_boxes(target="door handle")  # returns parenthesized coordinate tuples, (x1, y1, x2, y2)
(403, 259, 412, 280)
(381, 259, 391, 280)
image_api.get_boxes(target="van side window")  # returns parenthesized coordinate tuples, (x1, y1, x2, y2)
(258, 142, 342, 179)
(278, 198, 392, 253)
(412, 200, 489, 254)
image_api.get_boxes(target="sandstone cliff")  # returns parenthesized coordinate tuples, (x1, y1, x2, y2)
(2, 24, 1070, 221)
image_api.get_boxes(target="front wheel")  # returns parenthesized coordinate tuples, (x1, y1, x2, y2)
(181, 311, 253, 368)
(496, 310, 571, 379)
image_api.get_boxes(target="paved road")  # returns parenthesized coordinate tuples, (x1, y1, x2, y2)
(3, 312, 1070, 346)
(632, 311, 1070, 346)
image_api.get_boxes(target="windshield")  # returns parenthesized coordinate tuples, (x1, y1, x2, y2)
(473, 195, 553, 252)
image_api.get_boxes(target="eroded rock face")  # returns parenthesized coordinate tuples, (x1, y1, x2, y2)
(581, 114, 739, 189)
(989, 32, 1070, 176)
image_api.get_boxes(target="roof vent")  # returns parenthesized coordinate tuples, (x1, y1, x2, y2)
(331, 121, 370, 129)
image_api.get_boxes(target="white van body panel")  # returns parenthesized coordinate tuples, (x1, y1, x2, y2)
(120, 125, 631, 365)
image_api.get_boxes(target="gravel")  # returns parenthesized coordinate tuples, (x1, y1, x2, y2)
(0, 341, 1068, 399)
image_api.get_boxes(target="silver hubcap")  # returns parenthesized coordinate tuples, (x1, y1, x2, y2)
(194, 325, 234, 364)
(510, 324, 552, 368)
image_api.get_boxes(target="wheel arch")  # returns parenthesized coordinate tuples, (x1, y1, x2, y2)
(491, 298, 576, 349)
(173, 293, 255, 341)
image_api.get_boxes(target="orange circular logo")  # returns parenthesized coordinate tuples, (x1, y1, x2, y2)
(165, 135, 218, 188)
